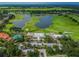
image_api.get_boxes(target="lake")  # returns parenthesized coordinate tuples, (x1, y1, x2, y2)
(36, 15, 52, 29)
(13, 14, 31, 28)
(13, 15, 53, 29)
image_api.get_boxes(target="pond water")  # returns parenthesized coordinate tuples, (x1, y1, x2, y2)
(13, 14, 31, 28)
(36, 15, 52, 29)
(13, 15, 53, 29)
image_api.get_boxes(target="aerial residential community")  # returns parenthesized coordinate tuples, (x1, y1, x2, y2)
(0, 2, 79, 57)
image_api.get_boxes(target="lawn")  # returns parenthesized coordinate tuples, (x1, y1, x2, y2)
(1, 7, 74, 11)
(9, 14, 24, 22)
(1, 8, 79, 41)
(3, 24, 14, 33)
(23, 14, 79, 41)
(23, 15, 40, 32)
(3, 14, 24, 33)
(47, 14, 79, 41)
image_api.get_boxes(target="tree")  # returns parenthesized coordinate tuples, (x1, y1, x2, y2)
(2, 10, 8, 14)
(0, 39, 23, 57)
(44, 35, 56, 43)
(8, 14, 15, 19)
(59, 36, 79, 56)
(4, 42, 22, 57)
(10, 27, 22, 32)
(53, 45, 62, 54)
(46, 47, 55, 56)
(0, 48, 6, 57)
(67, 47, 79, 57)
(27, 49, 39, 57)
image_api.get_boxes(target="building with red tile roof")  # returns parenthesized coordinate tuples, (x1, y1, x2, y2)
(0, 32, 11, 41)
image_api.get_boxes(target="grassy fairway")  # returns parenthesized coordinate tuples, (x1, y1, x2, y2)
(3, 14, 24, 33)
(3, 12, 78, 41)
(23, 14, 79, 41)
(9, 14, 24, 22)
(3, 24, 14, 33)
(47, 15, 79, 41)
(23, 15, 41, 32)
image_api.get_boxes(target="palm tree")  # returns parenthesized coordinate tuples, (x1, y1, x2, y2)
(0, 40, 23, 57)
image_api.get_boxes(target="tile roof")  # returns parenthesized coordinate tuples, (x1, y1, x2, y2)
(0, 32, 11, 41)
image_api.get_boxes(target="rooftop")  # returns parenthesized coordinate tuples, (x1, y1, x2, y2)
(0, 32, 11, 41)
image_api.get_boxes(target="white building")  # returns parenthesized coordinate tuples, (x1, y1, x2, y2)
(27, 32, 45, 40)
(48, 33, 64, 40)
